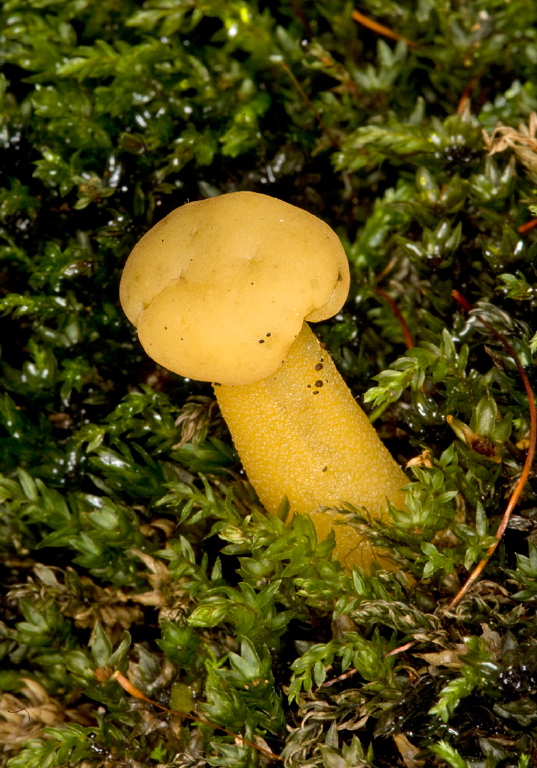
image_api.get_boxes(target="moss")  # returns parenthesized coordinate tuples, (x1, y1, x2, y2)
(1, 1, 537, 766)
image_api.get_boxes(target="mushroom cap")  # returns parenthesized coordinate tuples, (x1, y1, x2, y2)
(120, 191, 350, 385)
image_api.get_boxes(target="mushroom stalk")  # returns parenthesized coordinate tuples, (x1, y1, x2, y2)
(215, 322, 407, 570)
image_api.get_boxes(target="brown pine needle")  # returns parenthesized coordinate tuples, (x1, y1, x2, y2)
(109, 670, 282, 762)
(351, 9, 418, 48)
(448, 291, 537, 610)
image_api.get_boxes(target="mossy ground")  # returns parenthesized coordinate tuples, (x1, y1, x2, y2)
(1, 1, 537, 766)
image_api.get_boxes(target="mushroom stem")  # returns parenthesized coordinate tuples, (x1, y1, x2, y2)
(214, 322, 407, 570)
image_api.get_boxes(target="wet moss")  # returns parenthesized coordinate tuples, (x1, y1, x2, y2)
(1, 1, 537, 767)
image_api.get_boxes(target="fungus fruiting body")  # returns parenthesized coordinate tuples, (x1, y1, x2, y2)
(120, 191, 407, 569)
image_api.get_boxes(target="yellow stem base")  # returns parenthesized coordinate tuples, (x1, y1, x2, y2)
(214, 323, 407, 570)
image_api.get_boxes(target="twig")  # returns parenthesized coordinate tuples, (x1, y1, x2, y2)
(375, 255, 399, 284)
(518, 218, 537, 234)
(321, 666, 360, 687)
(385, 640, 417, 657)
(278, 60, 340, 149)
(456, 70, 484, 116)
(107, 669, 282, 762)
(376, 285, 414, 349)
(447, 291, 537, 610)
(351, 9, 418, 48)
(322, 638, 418, 687)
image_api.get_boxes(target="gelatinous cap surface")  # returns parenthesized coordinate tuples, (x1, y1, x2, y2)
(120, 191, 350, 385)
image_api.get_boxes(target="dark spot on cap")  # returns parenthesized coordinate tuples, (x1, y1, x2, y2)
(315, 363, 323, 371)
(315, 380, 323, 388)
(307, 384, 311, 388)
(214, 382, 221, 386)
(259, 339, 265, 343)
(313, 390, 319, 395)
(322, 466, 327, 472)
(266, 332, 271, 337)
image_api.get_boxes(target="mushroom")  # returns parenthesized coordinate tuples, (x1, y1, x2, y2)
(120, 191, 407, 570)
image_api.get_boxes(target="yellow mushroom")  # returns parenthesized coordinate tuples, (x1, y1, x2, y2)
(120, 191, 407, 570)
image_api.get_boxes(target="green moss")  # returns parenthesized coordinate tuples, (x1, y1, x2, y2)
(1, 1, 537, 766)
